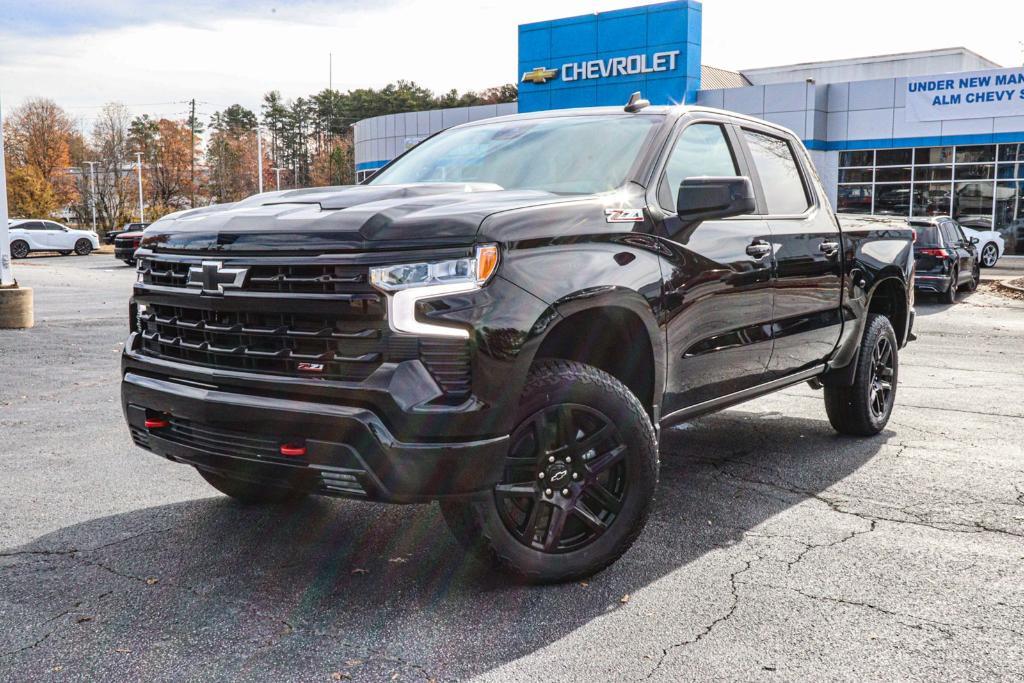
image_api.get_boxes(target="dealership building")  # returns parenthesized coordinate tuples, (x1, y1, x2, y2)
(354, 0, 1024, 253)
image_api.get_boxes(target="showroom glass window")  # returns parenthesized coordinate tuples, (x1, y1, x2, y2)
(743, 130, 811, 215)
(659, 123, 738, 210)
(837, 143, 1023, 254)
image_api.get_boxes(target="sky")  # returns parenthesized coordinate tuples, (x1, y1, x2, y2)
(1, 0, 1022, 132)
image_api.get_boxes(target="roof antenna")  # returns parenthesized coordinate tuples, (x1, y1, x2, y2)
(624, 91, 650, 113)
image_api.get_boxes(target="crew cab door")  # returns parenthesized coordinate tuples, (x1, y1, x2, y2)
(649, 118, 775, 413)
(738, 126, 844, 379)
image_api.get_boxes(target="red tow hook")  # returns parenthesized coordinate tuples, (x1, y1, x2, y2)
(279, 442, 307, 457)
(145, 417, 170, 429)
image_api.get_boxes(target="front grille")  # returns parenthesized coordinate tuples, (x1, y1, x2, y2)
(141, 259, 374, 296)
(136, 255, 472, 397)
(159, 416, 293, 462)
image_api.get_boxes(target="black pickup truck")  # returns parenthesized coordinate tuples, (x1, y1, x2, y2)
(121, 99, 915, 582)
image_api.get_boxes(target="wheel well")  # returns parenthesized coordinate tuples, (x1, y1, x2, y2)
(535, 307, 655, 418)
(868, 278, 909, 346)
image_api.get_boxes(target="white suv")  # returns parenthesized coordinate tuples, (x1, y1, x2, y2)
(7, 219, 100, 258)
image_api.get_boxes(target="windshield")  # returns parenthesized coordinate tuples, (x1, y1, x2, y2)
(369, 114, 662, 195)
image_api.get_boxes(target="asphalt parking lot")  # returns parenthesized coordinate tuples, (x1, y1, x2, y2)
(2, 253, 1023, 681)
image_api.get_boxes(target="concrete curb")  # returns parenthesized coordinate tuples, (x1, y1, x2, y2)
(0, 285, 34, 328)
(993, 278, 1024, 295)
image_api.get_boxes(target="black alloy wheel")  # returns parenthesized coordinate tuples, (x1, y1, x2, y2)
(10, 240, 29, 259)
(867, 335, 895, 420)
(496, 403, 627, 554)
(439, 360, 658, 583)
(74, 239, 93, 256)
(981, 242, 998, 268)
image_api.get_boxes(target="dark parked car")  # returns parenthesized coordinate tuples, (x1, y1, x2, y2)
(106, 222, 150, 244)
(910, 216, 980, 303)
(113, 231, 144, 265)
(121, 101, 916, 582)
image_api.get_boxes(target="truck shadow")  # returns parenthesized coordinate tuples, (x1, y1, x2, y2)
(0, 409, 886, 680)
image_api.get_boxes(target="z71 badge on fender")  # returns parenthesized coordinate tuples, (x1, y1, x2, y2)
(604, 208, 645, 223)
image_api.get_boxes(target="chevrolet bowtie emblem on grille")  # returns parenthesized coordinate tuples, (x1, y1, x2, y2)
(187, 261, 248, 295)
(521, 67, 558, 84)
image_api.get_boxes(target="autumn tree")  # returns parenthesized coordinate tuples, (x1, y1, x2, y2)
(3, 97, 79, 209)
(5, 164, 59, 219)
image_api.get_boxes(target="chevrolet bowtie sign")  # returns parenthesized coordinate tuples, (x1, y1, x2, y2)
(521, 51, 681, 86)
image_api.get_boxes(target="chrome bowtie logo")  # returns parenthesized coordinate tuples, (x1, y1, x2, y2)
(549, 469, 568, 483)
(187, 261, 248, 295)
(521, 67, 558, 84)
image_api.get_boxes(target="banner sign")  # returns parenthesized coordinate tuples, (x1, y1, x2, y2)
(906, 67, 1024, 122)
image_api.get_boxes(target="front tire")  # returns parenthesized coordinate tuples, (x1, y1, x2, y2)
(824, 314, 898, 436)
(980, 242, 999, 268)
(10, 240, 29, 259)
(74, 239, 93, 256)
(440, 360, 658, 583)
(197, 468, 309, 505)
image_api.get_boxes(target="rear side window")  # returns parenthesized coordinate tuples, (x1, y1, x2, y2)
(660, 123, 738, 210)
(940, 221, 962, 246)
(743, 130, 811, 215)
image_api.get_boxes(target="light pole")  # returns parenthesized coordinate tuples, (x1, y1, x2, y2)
(271, 167, 285, 191)
(256, 127, 264, 194)
(0, 95, 13, 288)
(83, 161, 99, 233)
(134, 152, 145, 223)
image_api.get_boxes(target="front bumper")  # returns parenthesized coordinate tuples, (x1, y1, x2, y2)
(114, 246, 137, 261)
(122, 371, 509, 503)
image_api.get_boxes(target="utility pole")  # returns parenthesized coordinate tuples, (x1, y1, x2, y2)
(189, 98, 196, 208)
(0, 95, 14, 288)
(272, 167, 285, 191)
(83, 161, 99, 233)
(134, 152, 145, 223)
(257, 127, 264, 193)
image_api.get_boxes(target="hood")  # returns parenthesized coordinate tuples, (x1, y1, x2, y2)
(141, 183, 578, 253)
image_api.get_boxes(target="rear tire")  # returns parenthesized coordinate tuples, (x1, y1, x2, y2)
(10, 240, 29, 259)
(942, 267, 958, 304)
(824, 314, 898, 436)
(197, 468, 309, 505)
(440, 360, 658, 583)
(74, 239, 93, 256)
(59, 251, 72, 256)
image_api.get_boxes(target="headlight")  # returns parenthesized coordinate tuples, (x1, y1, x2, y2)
(370, 244, 498, 291)
(370, 244, 499, 338)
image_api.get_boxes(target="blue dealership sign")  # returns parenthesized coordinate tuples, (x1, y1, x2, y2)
(517, 1, 702, 113)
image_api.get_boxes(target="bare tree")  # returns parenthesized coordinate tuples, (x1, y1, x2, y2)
(92, 103, 136, 231)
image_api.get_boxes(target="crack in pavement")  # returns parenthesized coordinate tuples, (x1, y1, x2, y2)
(640, 555, 760, 681)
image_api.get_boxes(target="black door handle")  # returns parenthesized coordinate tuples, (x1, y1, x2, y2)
(819, 240, 840, 256)
(746, 241, 772, 259)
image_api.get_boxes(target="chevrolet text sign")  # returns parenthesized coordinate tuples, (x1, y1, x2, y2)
(906, 67, 1024, 122)
(559, 51, 680, 82)
(517, 1, 702, 113)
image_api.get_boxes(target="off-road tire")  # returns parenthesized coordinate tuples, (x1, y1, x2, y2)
(440, 360, 658, 583)
(824, 314, 898, 436)
(197, 468, 309, 505)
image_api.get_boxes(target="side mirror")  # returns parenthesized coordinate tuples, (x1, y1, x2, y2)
(969, 236, 979, 245)
(676, 176, 756, 224)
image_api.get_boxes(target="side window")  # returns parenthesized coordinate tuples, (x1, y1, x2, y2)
(45, 222, 63, 230)
(21, 221, 44, 231)
(659, 123, 738, 210)
(938, 221, 957, 246)
(742, 130, 811, 215)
